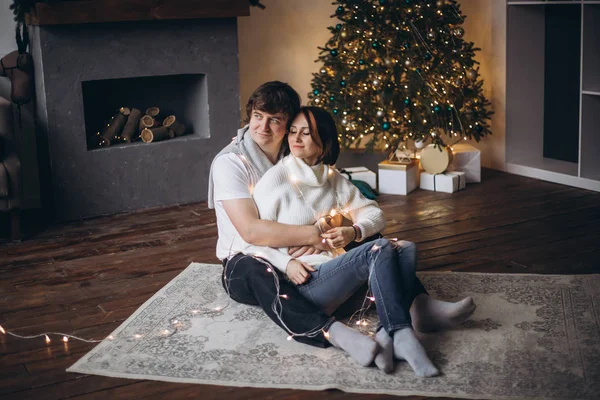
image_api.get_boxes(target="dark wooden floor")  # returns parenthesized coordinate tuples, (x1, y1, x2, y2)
(1, 168, 599, 399)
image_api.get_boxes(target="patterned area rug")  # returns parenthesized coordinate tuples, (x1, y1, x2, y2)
(67, 263, 600, 399)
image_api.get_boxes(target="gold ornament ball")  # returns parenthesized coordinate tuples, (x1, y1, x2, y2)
(467, 69, 477, 79)
(436, 0, 444, 6)
(341, 31, 348, 38)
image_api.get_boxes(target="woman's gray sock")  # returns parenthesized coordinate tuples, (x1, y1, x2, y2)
(393, 327, 439, 377)
(328, 322, 378, 367)
(374, 328, 394, 373)
(410, 295, 476, 333)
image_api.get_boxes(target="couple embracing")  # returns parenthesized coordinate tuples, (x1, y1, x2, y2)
(208, 81, 475, 376)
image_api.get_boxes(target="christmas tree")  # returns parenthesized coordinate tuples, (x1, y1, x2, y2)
(308, 0, 492, 152)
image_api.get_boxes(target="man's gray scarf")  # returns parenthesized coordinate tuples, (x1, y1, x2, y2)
(207, 125, 279, 209)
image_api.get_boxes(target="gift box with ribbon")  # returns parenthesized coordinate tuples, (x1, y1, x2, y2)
(378, 160, 418, 195)
(419, 172, 463, 193)
(338, 166, 377, 190)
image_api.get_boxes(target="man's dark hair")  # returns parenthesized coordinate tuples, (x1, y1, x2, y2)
(245, 81, 301, 125)
(300, 106, 340, 166)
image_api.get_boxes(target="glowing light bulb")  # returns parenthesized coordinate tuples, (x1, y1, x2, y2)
(0, 325, 5, 334)
(287, 335, 293, 341)
(134, 334, 142, 339)
(280, 294, 288, 299)
(107, 335, 115, 340)
(267, 268, 272, 273)
(368, 296, 376, 301)
(324, 331, 330, 340)
(45, 335, 51, 344)
(356, 320, 361, 325)
(214, 307, 222, 311)
(62, 336, 69, 343)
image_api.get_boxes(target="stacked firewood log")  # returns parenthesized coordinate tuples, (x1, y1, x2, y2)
(95, 106, 187, 147)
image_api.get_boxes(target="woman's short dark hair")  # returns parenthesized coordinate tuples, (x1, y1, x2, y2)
(245, 81, 301, 124)
(300, 106, 340, 166)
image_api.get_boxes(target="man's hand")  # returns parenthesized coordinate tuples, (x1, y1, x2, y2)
(286, 259, 316, 285)
(321, 226, 356, 249)
(288, 245, 321, 258)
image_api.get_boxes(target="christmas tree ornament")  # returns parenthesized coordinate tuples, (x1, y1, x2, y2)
(330, 49, 339, 57)
(320, 68, 327, 75)
(452, 27, 465, 38)
(336, 6, 344, 15)
(420, 144, 453, 174)
(340, 80, 346, 87)
(467, 69, 477, 79)
(384, 57, 392, 66)
(382, 122, 391, 130)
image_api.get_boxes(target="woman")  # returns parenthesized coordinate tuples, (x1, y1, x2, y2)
(243, 107, 476, 376)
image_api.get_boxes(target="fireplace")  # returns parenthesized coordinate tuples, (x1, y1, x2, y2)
(82, 74, 209, 149)
(29, 4, 247, 221)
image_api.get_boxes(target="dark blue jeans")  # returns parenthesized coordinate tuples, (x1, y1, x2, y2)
(222, 253, 335, 348)
(297, 238, 427, 335)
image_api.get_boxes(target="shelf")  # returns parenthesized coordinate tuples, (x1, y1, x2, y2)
(506, 163, 600, 191)
(506, 156, 578, 176)
(508, 1, 583, 5)
(26, 0, 249, 25)
(580, 95, 600, 180)
(582, 5, 600, 93)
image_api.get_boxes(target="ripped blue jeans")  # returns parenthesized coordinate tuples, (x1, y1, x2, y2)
(297, 238, 427, 334)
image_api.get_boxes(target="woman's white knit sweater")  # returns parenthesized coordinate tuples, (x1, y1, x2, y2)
(244, 154, 386, 273)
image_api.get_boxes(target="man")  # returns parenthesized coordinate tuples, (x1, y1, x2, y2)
(207, 82, 377, 362)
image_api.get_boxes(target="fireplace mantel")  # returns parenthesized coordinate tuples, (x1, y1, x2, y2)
(26, 0, 249, 25)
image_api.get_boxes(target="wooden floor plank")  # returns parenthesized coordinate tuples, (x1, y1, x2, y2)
(1, 168, 599, 399)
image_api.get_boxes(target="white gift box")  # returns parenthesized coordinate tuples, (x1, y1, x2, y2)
(338, 166, 377, 190)
(378, 160, 418, 195)
(420, 172, 460, 193)
(448, 143, 481, 183)
(446, 171, 466, 190)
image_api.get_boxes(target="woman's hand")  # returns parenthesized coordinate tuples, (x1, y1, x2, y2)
(321, 226, 356, 249)
(286, 259, 316, 285)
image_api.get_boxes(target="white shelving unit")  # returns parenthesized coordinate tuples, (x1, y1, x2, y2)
(506, 0, 600, 191)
